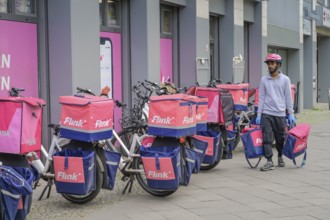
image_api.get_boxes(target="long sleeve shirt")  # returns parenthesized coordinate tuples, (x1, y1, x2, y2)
(257, 72, 294, 117)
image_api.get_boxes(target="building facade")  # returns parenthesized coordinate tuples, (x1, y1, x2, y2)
(0, 0, 329, 145)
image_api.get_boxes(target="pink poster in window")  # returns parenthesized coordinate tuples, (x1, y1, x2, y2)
(160, 38, 173, 82)
(0, 20, 38, 97)
(100, 32, 122, 130)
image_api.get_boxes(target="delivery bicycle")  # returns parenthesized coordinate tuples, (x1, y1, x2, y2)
(34, 87, 196, 203)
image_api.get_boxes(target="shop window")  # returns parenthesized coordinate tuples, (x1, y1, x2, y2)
(99, 0, 121, 28)
(0, 0, 36, 22)
(0, 0, 35, 16)
(161, 7, 172, 35)
(15, 0, 35, 15)
(0, 0, 8, 13)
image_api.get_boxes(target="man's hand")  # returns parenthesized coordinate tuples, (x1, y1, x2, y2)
(288, 114, 296, 125)
(256, 116, 261, 125)
(101, 86, 110, 97)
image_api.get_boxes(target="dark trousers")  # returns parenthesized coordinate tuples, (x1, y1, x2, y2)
(261, 113, 286, 159)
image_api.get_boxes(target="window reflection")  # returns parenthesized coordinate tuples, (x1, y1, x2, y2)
(0, 0, 8, 13)
(107, 0, 120, 26)
(15, 0, 35, 15)
(161, 9, 172, 34)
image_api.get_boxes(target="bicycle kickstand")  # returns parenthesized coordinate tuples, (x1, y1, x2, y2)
(122, 174, 134, 194)
(38, 178, 53, 200)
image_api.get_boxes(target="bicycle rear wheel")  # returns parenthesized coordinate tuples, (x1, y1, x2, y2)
(61, 154, 103, 204)
(132, 148, 176, 197)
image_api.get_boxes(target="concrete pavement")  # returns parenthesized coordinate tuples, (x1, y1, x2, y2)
(28, 105, 330, 220)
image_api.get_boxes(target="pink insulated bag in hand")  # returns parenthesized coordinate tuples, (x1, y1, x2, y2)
(283, 123, 311, 167)
(0, 97, 45, 154)
(59, 94, 114, 142)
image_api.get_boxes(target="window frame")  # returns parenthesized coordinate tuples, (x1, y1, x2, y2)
(0, 0, 37, 23)
(160, 5, 173, 37)
(99, 0, 121, 32)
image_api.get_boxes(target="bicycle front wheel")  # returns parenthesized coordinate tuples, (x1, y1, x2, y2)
(61, 154, 103, 204)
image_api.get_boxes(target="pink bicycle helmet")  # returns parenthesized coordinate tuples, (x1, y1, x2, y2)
(264, 53, 282, 64)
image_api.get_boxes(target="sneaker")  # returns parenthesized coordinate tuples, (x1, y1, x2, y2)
(278, 157, 285, 167)
(260, 161, 274, 171)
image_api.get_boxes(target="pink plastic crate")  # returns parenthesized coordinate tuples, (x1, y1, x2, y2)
(59, 95, 114, 142)
(148, 94, 196, 138)
(0, 97, 45, 154)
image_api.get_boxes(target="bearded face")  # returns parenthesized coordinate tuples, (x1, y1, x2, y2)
(266, 61, 280, 75)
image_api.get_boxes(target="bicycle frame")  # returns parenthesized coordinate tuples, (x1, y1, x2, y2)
(106, 130, 149, 173)
(27, 135, 69, 179)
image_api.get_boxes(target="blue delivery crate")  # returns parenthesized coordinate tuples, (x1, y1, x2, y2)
(102, 149, 121, 190)
(195, 130, 221, 165)
(140, 145, 181, 191)
(0, 165, 33, 220)
(53, 149, 96, 195)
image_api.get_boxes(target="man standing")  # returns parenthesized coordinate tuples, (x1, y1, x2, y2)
(256, 53, 295, 171)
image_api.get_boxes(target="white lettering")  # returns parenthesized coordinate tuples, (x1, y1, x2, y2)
(147, 171, 169, 179)
(1, 76, 10, 90)
(26, 139, 36, 146)
(151, 116, 173, 125)
(295, 143, 306, 151)
(0, 130, 9, 136)
(183, 116, 194, 124)
(63, 117, 86, 127)
(239, 97, 247, 103)
(95, 119, 111, 128)
(196, 113, 204, 120)
(1, 54, 10, 69)
(57, 171, 80, 181)
(256, 138, 263, 144)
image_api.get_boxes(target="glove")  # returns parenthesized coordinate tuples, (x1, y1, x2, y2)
(288, 114, 296, 125)
(256, 116, 261, 125)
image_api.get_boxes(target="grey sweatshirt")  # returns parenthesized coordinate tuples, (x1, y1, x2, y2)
(257, 72, 294, 117)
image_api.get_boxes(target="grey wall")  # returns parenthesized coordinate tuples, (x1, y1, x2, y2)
(268, 0, 300, 32)
(130, 0, 160, 86)
(219, 0, 244, 83)
(48, 0, 100, 123)
(303, 35, 317, 109)
(317, 37, 330, 103)
(248, 1, 264, 89)
(196, 0, 210, 85)
(244, 0, 255, 22)
(179, 1, 197, 87)
(209, 0, 225, 15)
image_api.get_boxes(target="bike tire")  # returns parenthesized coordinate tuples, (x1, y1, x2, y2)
(199, 137, 224, 171)
(61, 154, 103, 204)
(132, 148, 176, 197)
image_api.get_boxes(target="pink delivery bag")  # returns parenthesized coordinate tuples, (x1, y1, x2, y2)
(59, 95, 114, 142)
(0, 97, 45, 154)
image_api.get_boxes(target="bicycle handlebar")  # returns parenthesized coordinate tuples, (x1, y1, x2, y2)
(76, 87, 96, 96)
(144, 79, 161, 89)
(9, 87, 25, 97)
